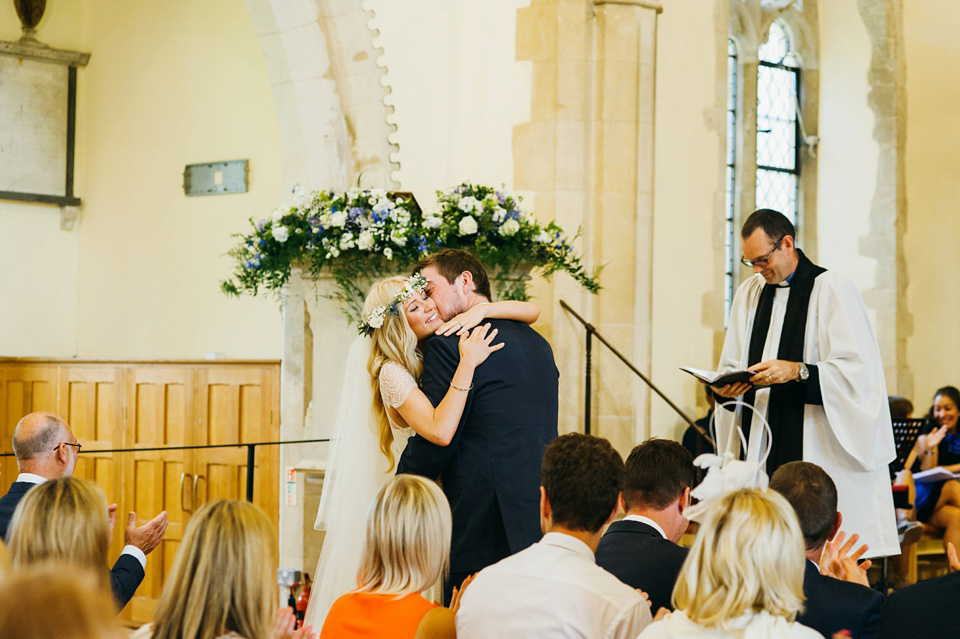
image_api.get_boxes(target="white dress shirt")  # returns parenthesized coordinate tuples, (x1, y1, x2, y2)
(622, 514, 667, 539)
(456, 531, 652, 639)
(14, 473, 147, 569)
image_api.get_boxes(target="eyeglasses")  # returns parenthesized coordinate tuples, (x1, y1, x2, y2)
(54, 442, 82, 454)
(740, 236, 783, 267)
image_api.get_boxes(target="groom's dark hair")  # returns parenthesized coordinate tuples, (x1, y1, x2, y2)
(540, 433, 623, 533)
(414, 249, 491, 299)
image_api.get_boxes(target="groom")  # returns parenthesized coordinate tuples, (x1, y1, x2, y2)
(398, 249, 559, 601)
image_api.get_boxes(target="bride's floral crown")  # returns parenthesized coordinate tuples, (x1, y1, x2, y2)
(357, 273, 428, 336)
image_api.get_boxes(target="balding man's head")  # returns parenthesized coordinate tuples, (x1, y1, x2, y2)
(12, 413, 77, 478)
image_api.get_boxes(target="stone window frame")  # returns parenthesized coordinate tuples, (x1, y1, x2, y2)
(726, 1, 820, 302)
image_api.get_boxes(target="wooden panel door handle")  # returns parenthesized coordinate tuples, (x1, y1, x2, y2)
(180, 473, 193, 513)
(193, 474, 205, 508)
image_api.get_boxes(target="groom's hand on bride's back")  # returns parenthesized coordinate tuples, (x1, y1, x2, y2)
(458, 324, 505, 368)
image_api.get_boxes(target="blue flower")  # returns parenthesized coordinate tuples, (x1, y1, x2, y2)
(349, 207, 363, 220)
(416, 236, 428, 252)
(496, 190, 505, 203)
(507, 210, 520, 221)
(372, 211, 385, 224)
(256, 220, 266, 232)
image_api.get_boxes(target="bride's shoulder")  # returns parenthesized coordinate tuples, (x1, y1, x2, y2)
(379, 360, 415, 383)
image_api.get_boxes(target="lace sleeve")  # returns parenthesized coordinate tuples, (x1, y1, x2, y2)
(379, 361, 417, 409)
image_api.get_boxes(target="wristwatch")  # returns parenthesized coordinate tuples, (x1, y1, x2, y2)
(797, 363, 809, 382)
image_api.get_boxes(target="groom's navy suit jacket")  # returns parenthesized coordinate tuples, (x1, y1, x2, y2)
(398, 318, 559, 576)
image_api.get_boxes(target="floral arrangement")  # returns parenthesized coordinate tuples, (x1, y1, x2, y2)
(221, 183, 600, 318)
(422, 183, 600, 300)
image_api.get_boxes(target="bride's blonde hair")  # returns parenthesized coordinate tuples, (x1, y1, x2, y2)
(365, 276, 424, 469)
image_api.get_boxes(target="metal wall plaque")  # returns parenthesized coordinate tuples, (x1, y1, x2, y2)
(183, 159, 248, 196)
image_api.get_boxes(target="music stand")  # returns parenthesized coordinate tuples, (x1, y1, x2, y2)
(890, 418, 926, 475)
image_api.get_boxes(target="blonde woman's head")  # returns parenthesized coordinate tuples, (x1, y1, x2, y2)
(150, 500, 277, 639)
(673, 488, 806, 627)
(365, 276, 433, 467)
(0, 566, 123, 639)
(356, 474, 451, 595)
(7, 477, 110, 590)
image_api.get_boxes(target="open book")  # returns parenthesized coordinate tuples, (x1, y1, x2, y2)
(913, 467, 960, 484)
(680, 366, 754, 388)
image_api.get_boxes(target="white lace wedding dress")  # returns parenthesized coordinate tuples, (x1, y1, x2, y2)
(302, 338, 416, 630)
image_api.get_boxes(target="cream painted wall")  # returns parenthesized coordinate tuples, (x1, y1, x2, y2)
(816, 0, 879, 319)
(903, 2, 960, 410)
(649, 0, 726, 440)
(368, 0, 532, 209)
(0, 0, 285, 358)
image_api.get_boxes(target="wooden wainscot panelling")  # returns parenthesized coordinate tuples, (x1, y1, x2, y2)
(0, 359, 280, 626)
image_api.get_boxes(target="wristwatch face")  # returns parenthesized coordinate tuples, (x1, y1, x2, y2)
(799, 364, 809, 381)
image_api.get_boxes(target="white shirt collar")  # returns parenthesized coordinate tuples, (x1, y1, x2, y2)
(622, 514, 668, 539)
(15, 473, 47, 485)
(539, 531, 596, 562)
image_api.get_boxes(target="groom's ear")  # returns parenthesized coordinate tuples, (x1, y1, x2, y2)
(459, 270, 476, 295)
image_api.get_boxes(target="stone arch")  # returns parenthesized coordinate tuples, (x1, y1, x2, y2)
(246, 0, 399, 192)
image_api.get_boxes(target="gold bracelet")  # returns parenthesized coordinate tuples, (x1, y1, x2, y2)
(450, 381, 473, 392)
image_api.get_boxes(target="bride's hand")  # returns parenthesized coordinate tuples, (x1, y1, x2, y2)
(458, 324, 504, 367)
(436, 304, 488, 336)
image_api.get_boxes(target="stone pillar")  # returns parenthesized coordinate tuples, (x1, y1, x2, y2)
(514, 0, 662, 455)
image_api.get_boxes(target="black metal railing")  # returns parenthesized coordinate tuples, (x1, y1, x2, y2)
(560, 300, 714, 448)
(1, 439, 330, 502)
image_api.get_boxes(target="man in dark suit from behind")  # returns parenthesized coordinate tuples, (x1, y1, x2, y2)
(0, 412, 168, 610)
(595, 438, 694, 613)
(878, 552, 960, 638)
(770, 461, 883, 639)
(398, 249, 559, 603)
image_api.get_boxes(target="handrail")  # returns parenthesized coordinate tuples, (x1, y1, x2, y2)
(559, 300, 715, 448)
(0, 438, 330, 502)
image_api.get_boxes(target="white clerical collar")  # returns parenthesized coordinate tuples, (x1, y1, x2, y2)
(15, 473, 47, 485)
(623, 514, 667, 539)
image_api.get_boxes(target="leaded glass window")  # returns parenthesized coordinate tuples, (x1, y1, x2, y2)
(725, 39, 738, 318)
(756, 21, 800, 229)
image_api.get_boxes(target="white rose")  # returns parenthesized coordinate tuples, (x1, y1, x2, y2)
(339, 232, 355, 250)
(272, 225, 290, 243)
(373, 197, 393, 213)
(330, 211, 348, 228)
(458, 215, 478, 235)
(384, 247, 394, 260)
(368, 313, 385, 329)
(423, 214, 443, 229)
(535, 230, 551, 243)
(390, 230, 407, 246)
(271, 208, 285, 223)
(492, 206, 506, 223)
(357, 230, 374, 250)
(499, 219, 520, 237)
(458, 196, 481, 213)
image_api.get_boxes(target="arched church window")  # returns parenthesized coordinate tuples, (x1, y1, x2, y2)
(756, 20, 801, 229)
(724, 38, 739, 318)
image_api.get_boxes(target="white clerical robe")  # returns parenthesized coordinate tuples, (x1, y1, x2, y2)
(715, 271, 899, 558)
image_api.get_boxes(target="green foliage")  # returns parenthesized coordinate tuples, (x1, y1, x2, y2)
(221, 183, 601, 316)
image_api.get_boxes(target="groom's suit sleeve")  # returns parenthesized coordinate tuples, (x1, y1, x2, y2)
(396, 335, 465, 478)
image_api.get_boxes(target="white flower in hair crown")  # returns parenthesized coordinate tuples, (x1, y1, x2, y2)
(357, 273, 428, 336)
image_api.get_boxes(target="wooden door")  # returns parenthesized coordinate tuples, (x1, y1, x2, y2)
(193, 365, 279, 530)
(121, 366, 195, 624)
(57, 365, 125, 564)
(0, 364, 60, 494)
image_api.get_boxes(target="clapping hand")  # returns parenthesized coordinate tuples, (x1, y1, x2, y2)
(924, 425, 950, 453)
(273, 606, 314, 639)
(450, 573, 476, 613)
(125, 510, 169, 555)
(820, 531, 871, 587)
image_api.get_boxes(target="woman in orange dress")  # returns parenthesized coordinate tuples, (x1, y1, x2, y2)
(320, 475, 466, 639)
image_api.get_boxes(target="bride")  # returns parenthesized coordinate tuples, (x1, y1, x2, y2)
(304, 272, 539, 628)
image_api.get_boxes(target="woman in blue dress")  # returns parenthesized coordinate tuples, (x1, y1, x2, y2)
(901, 386, 960, 554)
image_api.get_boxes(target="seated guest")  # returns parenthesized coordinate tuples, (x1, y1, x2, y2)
(640, 489, 820, 638)
(321, 475, 457, 638)
(0, 411, 167, 609)
(895, 386, 960, 552)
(457, 433, 652, 638)
(132, 499, 312, 639)
(878, 549, 960, 638)
(596, 438, 693, 612)
(8, 477, 116, 596)
(770, 461, 884, 639)
(0, 566, 124, 639)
